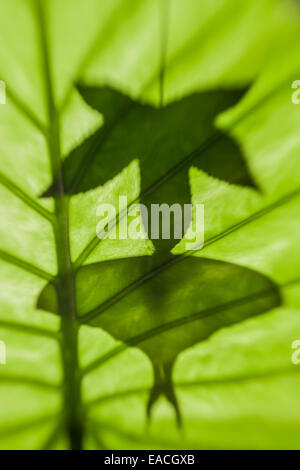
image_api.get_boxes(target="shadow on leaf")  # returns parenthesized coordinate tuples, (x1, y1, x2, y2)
(43, 85, 257, 256)
(38, 84, 278, 425)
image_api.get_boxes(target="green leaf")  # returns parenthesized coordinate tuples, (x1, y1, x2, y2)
(0, 0, 300, 451)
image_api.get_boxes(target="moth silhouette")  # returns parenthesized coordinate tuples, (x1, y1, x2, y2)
(39, 86, 280, 424)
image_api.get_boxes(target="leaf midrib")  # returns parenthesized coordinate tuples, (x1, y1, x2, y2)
(34, 0, 82, 450)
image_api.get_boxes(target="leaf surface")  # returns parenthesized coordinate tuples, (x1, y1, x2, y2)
(0, 0, 300, 450)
